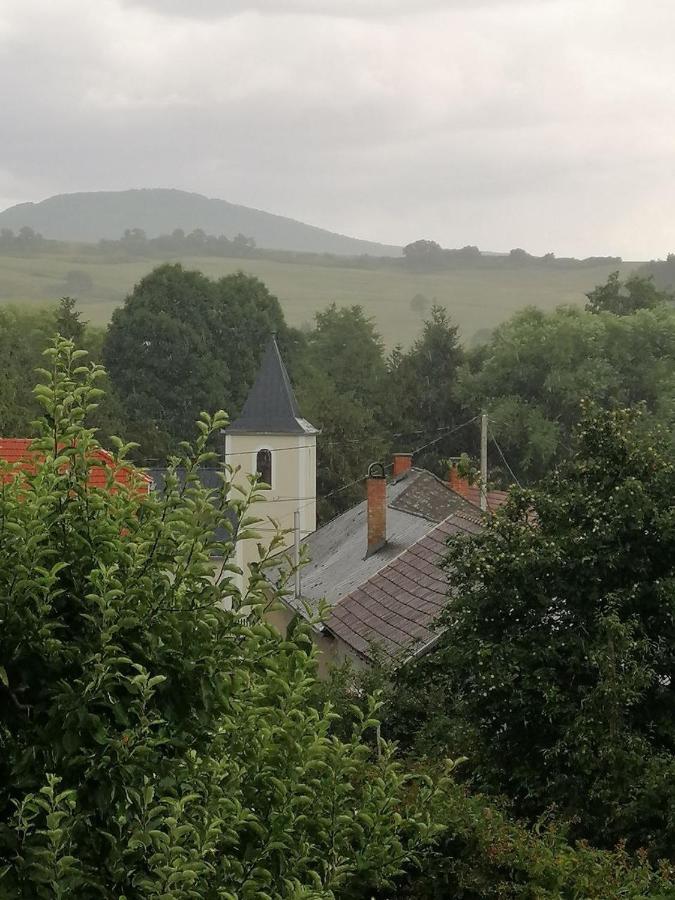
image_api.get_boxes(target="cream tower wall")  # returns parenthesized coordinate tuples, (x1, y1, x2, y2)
(225, 432, 317, 582)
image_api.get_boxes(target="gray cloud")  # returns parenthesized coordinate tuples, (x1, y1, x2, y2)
(0, 0, 674, 258)
(120, 0, 529, 19)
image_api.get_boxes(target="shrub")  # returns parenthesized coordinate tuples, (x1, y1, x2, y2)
(0, 339, 445, 898)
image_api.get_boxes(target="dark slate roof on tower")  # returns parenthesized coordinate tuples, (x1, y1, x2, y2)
(225, 336, 317, 435)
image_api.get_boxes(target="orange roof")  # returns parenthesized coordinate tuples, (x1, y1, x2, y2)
(0, 438, 151, 492)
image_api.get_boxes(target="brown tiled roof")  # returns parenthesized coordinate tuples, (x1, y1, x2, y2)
(390, 470, 478, 521)
(325, 510, 482, 663)
(291, 468, 480, 613)
(460, 485, 509, 511)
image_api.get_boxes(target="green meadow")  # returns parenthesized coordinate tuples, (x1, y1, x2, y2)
(0, 246, 639, 346)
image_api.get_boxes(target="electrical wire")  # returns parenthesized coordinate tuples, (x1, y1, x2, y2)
(489, 425, 522, 488)
(410, 416, 480, 457)
(146, 416, 481, 509)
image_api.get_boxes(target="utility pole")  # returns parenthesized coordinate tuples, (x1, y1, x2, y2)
(294, 509, 301, 599)
(480, 413, 488, 512)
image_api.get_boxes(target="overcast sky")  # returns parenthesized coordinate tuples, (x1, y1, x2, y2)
(0, 0, 673, 258)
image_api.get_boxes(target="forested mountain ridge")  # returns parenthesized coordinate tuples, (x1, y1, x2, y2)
(0, 188, 401, 256)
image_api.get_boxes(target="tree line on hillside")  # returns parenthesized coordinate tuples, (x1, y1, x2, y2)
(402, 238, 622, 270)
(1, 339, 674, 896)
(98, 227, 258, 258)
(0, 226, 51, 253)
(1, 263, 674, 523)
(0, 223, 642, 277)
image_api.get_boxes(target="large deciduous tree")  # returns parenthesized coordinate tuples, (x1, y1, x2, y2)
(391, 406, 675, 856)
(457, 291, 675, 481)
(296, 304, 390, 518)
(0, 306, 59, 435)
(103, 264, 291, 458)
(585, 271, 672, 315)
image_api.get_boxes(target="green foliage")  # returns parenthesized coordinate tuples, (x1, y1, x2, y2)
(55, 296, 87, 343)
(0, 305, 60, 435)
(586, 271, 672, 315)
(317, 665, 675, 898)
(392, 407, 675, 856)
(103, 263, 293, 458)
(394, 778, 675, 899)
(0, 339, 447, 897)
(296, 305, 390, 518)
(386, 305, 465, 470)
(458, 298, 675, 481)
(302, 303, 387, 405)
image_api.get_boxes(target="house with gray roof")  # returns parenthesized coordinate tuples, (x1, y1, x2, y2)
(275, 455, 504, 669)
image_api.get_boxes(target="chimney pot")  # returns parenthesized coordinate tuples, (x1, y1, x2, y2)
(392, 452, 413, 478)
(449, 462, 471, 499)
(366, 462, 387, 557)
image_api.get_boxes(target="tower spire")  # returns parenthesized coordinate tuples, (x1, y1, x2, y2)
(225, 335, 317, 435)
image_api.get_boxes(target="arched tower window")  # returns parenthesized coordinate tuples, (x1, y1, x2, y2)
(256, 448, 272, 486)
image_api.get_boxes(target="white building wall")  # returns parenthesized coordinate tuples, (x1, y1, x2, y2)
(225, 431, 317, 583)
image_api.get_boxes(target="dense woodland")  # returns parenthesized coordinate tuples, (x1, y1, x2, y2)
(1, 264, 675, 895)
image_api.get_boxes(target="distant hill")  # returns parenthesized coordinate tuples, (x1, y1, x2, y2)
(0, 189, 401, 257)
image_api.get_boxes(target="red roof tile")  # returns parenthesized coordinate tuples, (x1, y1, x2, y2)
(0, 438, 151, 491)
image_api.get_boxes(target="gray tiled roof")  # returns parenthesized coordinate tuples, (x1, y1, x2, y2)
(224, 336, 317, 435)
(325, 511, 482, 663)
(292, 468, 480, 614)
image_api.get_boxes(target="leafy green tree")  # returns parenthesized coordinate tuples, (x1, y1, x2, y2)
(392, 407, 675, 856)
(0, 306, 58, 435)
(303, 304, 387, 406)
(297, 368, 389, 520)
(296, 305, 390, 519)
(403, 239, 442, 259)
(386, 305, 467, 472)
(55, 296, 87, 343)
(458, 302, 675, 481)
(389, 305, 463, 425)
(586, 271, 672, 315)
(0, 339, 448, 898)
(103, 264, 289, 458)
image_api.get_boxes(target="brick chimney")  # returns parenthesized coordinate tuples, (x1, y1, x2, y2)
(366, 462, 387, 557)
(448, 462, 471, 498)
(392, 452, 413, 478)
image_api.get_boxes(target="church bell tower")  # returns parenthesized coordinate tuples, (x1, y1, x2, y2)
(224, 335, 318, 579)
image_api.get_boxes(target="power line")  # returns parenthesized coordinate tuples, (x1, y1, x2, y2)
(322, 416, 480, 500)
(489, 425, 522, 488)
(411, 416, 480, 457)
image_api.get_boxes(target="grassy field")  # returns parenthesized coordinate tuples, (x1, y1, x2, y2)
(0, 248, 640, 347)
